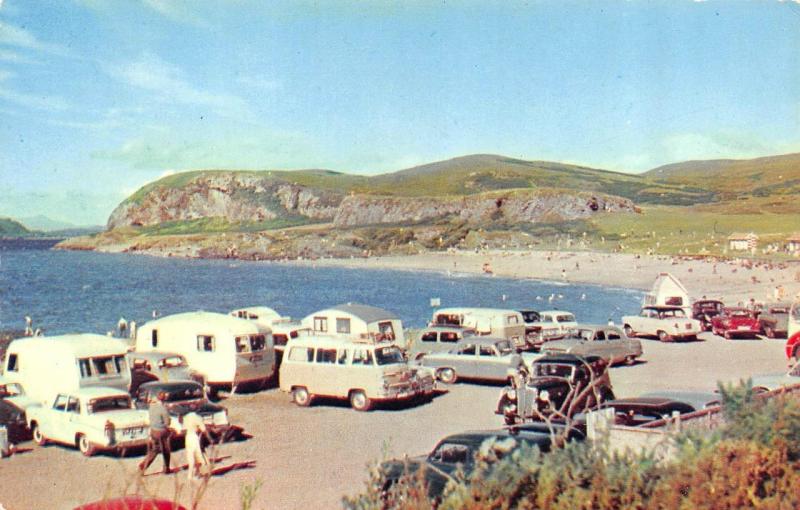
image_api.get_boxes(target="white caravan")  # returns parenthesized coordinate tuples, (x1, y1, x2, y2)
(230, 306, 309, 352)
(642, 272, 691, 314)
(430, 307, 526, 349)
(301, 303, 405, 346)
(3, 334, 131, 406)
(135, 311, 275, 391)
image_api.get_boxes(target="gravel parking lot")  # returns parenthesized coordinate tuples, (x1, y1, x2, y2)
(0, 333, 789, 510)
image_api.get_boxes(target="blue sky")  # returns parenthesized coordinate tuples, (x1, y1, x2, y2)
(1, 0, 799, 226)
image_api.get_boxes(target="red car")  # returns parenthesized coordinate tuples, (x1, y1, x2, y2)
(786, 332, 800, 362)
(710, 307, 760, 339)
(74, 497, 186, 510)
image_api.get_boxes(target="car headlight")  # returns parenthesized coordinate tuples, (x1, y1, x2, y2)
(539, 390, 550, 401)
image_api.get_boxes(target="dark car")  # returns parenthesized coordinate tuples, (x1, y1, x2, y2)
(710, 307, 761, 339)
(134, 381, 238, 442)
(0, 398, 31, 443)
(758, 303, 790, 339)
(380, 423, 584, 502)
(692, 300, 724, 331)
(600, 397, 700, 427)
(496, 354, 614, 425)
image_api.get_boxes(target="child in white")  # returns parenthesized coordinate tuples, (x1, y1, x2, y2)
(183, 412, 209, 481)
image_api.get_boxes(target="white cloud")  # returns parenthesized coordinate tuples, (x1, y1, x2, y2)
(0, 86, 70, 111)
(0, 49, 38, 64)
(112, 54, 254, 121)
(141, 0, 211, 27)
(0, 20, 73, 58)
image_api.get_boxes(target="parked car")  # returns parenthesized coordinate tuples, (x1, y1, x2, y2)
(407, 325, 476, 360)
(126, 352, 201, 395)
(496, 354, 614, 425)
(600, 391, 719, 427)
(379, 423, 584, 502)
(692, 300, 725, 331)
(133, 381, 235, 441)
(74, 496, 187, 510)
(750, 361, 800, 393)
(430, 308, 527, 349)
(518, 309, 576, 350)
(710, 307, 760, 339)
(758, 302, 791, 339)
(0, 376, 37, 443)
(639, 390, 721, 410)
(27, 387, 149, 456)
(540, 324, 642, 366)
(622, 306, 701, 342)
(786, 333, 800, 363)
(418, 337, 538, 384)
(280, 337, 435, 411)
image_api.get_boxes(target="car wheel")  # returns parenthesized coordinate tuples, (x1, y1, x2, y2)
(724, 331, 732, 340)
(657, 331, 670, 342)
(765, 326, 775, 339)
(349, 390, 372, 412)
(32, 423, 47, 446)
(77, 434, 96, 457)
(292, 386, 313, 407)
(792, 346, 800, 364)
(625, 355, 636, 366)
(437, 368, 457, 384)
(623, 325, 634, 337)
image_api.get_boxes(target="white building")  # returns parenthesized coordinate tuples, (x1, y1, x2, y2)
(728, 232, 758, 251)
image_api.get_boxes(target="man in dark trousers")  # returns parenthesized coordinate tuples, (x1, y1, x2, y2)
(138, 391, 172, 475)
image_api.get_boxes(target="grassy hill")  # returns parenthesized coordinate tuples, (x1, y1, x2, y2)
(644, 152, 800, 198)
(0, 217, 31, 237)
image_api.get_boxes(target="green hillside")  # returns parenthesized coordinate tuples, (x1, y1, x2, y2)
(644, 152, 800, 198)
(0, 217, 31, 237)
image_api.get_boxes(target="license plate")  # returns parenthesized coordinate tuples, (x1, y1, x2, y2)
(123, 427, 143, 437)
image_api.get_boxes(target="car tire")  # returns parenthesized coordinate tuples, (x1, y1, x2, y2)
(32, 423, 47, 446)
(77, 434, 96, 457)
(292, 386, 313, 407)
(349, 390, 372, 412)
(657, 331, 670, 342)
(623, 325, 634, 337)
(438, 368, 457, 384)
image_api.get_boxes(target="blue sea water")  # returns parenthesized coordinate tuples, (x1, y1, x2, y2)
(0, 241, 644, 335)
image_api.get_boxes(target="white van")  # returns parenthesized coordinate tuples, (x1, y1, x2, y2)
(135, 311, 276, 391)
(3, 334, 131, 406)
(279, 336, 435, 411)
(431, 307, 526, 349)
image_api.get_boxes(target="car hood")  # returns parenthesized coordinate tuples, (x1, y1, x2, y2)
(526, 377, 571, 390)
(166, 401, 225, 417)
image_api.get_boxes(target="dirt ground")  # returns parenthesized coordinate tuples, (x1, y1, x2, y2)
(0, 332, 790, 510)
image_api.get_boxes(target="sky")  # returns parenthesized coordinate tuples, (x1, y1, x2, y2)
(1, 0, 799, 226)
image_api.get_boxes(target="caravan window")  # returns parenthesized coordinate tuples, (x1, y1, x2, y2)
(113, 355, 127, 374)
(378, 321, 395, 341)
(336, 318, 351, 334)
(79, 359, 92, 378)
(665, 297, 684, 306)
(313, 317, 328, 333)
(6, 354, 17, 372)
(250, 334, 266, 352)
(235, 336, 249, 353)
(197, 335, 215, 352)
(92, 357, 117, 375)
(151, 329, 158, 348)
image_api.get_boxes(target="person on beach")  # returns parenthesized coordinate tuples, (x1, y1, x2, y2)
(183, 412, 211, 481)
(24, 316, 32, 336)
(117, 317, 128, 337)
(139, 392, 172, 475)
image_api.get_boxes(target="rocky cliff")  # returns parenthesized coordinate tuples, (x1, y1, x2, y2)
(108, 172, 637, 230)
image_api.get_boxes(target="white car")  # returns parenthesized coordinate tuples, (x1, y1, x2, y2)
(27, 387, 149, 456)
(521, 310, 578, 349)
(622, 306, 701, 342)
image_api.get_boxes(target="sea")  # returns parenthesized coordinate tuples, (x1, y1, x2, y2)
(0, 239, 644, 335)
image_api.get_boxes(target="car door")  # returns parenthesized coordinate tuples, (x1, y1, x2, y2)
(603, 329, 625, 363)
(477, 344, 510, 381)
(48, 394, 72, 443)
(450, 343, 476, 377)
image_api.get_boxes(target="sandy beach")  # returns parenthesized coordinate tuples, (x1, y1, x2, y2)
(292, 250, 800, 305)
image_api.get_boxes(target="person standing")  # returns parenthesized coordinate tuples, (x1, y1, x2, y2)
(139, 392, 172, 475)
(183, 412, 211, 482)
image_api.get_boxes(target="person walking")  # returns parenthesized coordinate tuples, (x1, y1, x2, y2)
(139, 392, 172, 475)
(183, 412, 211, 482)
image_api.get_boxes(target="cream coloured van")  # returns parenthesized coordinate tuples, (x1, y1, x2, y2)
(279, 336, 435, 411)
(431, 307, 526, 349)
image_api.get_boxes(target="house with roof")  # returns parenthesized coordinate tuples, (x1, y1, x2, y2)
(728, 232, 758, 251)
(786, 234, 800, 254)
(301, 303, 404, 344)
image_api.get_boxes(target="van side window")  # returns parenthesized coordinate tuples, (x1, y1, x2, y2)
(352, 348, 373, 366)
(441, 332, 458, 343)
(337, 349, 349, 364)
(421, 331, 437, 343)
(151, 329, 159, 348)
(92, 356, 116, 375)
(336, 318, 351, 334)
(53, 394, 69, 411)
(79, 359, 92, 378)
(6, 353, 18, 372)
(287, 347, 312, 362)
(607, 331, 621, 340)
(313, 317, 328, 333)
(316, 348, 337, 364)
(506, 315, 519, 325)
(197, 335, 215, 352)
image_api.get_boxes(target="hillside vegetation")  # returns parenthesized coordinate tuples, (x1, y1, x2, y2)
(0, 217, 31, 237)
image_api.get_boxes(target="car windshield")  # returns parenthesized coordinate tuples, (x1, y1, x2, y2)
(520, 311, 540, 323)
(495, 341, 513, 355)
(162, 385, 204, 402)
(532, 362, 575, 378)
(429, 442, 473, 465)
(89, 396, 131, 413)
(158, 356, 187, 369)
(375, 346, 405, 365)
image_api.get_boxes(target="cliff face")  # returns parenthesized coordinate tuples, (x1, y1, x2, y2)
(108, 171, 637, 230)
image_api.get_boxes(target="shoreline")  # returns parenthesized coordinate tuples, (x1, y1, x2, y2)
(286, 249, 800, 304)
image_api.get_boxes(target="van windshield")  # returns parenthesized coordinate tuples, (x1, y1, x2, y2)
(374, 346, 405, 365)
